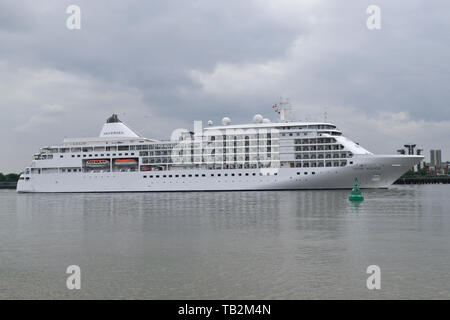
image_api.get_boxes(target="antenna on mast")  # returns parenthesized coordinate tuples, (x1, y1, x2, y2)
(277, 97, 294, 122)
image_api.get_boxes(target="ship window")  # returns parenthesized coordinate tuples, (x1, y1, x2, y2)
(182, 175, 186, 177)
(297, 172, 300, 175)
(175, 175, 179, 177)
(312, 172, 315, 174)
(202, 174, 206, 177)
(245, 173, 249, 176)
(163, 175, 166, 178)
(238, 173, 242, 176)
(217, 174, 221, 177)
(71, 155, 74, 158)
(304, 172, 307, 175)
(156, 175, 160, 178)
(195, 174, 199, 177)
(211, 174, 214, 177)
(188, 174, 192, 177)
(252, 173, 256, 176)
(169, 175, 173, 178)
(143, 175, 147, 178)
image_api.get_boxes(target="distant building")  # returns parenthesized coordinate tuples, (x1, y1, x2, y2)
(430, 149, 442, 168)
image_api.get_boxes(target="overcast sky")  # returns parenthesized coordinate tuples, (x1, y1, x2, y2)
(1, 0, 449, 173)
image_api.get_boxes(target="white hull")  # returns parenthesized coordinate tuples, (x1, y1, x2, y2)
(17, 155, 422, 193)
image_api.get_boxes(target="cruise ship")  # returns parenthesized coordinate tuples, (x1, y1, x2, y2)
(17, 105, 423, 193)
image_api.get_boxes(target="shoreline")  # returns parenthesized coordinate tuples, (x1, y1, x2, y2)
(394, 176, 450, 185)
(0, 182, 18, 189)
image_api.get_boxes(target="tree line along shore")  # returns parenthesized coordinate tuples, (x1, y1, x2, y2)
(0, 173, 20, 182)
(0, 173, 20, 188)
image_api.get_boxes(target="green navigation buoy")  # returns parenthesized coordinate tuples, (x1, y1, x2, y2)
(349, 177, 364, 201)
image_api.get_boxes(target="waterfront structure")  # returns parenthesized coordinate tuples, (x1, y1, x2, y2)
(17, 106, 423, 192)
(397, 144, 425, 172)
(415, 148, 424, 171)
(404, 144, 417, 156)
(430, 149, 442, 168)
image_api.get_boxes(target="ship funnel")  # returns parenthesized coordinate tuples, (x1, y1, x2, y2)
(99, 114, 140, 138)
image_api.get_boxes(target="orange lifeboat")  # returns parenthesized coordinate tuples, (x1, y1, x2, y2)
(86, 159, 110, 167)
(114, 159, 138, 166)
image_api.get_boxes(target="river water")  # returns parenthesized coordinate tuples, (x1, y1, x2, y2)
(0, 185, 449, 299)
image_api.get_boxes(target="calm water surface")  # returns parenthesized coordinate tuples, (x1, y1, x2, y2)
(0, 185, 449, 299)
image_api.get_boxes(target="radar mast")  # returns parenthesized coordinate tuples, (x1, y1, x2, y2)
(278, 98, 294, 122)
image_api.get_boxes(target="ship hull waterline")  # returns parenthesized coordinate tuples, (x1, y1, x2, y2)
(17, 155, 422, 193)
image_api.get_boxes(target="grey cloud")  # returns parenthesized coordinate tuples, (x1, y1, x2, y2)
(0, 0, 449, 172)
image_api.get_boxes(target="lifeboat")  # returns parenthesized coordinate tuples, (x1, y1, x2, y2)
(86, 159, 110, 167)
(114, 159, 138, 166)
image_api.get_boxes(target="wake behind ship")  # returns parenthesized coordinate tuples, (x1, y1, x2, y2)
(17, 108, 422, 193)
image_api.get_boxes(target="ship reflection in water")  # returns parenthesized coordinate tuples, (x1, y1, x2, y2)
(0, 185, 448, 299)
